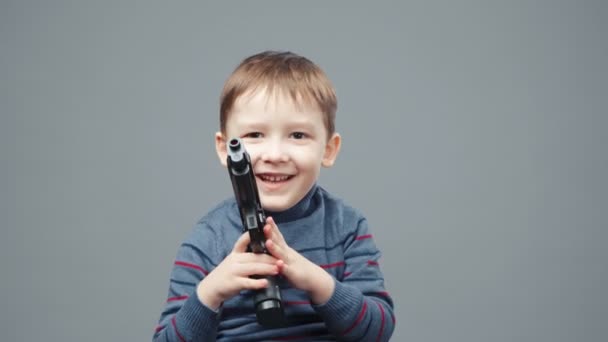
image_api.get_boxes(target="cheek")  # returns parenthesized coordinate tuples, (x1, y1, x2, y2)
(293, 148, 325, 169)
(243, 144, 263, 161)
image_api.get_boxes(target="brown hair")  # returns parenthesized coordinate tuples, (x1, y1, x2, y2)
(219, 51, 337, 138)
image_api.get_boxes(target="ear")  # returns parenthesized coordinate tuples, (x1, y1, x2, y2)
(215, 132, 229, 167)
(321, 133, 342, 168)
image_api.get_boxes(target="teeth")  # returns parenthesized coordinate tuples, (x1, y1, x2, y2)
(260, 175, 290, 182)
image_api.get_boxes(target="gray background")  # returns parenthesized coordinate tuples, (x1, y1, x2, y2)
(2, 1, 607, 341)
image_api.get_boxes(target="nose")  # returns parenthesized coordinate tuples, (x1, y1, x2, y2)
(260, 139, 289, 163)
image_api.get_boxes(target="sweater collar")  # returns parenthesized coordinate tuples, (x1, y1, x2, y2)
(264, 184, 319, 224)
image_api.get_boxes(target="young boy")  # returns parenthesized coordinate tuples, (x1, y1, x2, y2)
(154, 51, 395, 341)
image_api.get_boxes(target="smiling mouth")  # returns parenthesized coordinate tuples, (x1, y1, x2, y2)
(257, 174, 294, 183)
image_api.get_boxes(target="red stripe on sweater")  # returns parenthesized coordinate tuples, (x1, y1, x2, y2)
(342, 301, 367, 335)
(154, 325, 163, 333)
(167, 295, 189, 302)
(355, 234, 373, 240)
(171, 316, 186, 342)
(174, 261, 208, 275)
(343, 271, 352, 278)
(367, 260, 379, 266)
(320, 261, 345, 269)
(376, 302, 386, 342)
(377, 291, 390, 297)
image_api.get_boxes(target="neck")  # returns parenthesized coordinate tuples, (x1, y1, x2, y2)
(264, 184, 318, 224)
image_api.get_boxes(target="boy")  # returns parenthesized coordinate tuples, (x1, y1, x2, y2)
(154, 51, 395, 341)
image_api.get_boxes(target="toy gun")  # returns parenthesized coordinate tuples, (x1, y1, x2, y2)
(226, 137, 285, 328)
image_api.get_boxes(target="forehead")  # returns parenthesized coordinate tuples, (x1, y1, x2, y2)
(234, 87, 317, 111)
(230, 88, 324, 125)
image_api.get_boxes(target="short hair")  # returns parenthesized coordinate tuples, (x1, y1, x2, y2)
(219, 51, 337, 138)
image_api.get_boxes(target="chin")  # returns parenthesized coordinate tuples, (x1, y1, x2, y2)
(260, 197, 294, 212)
(262, 203, 290, 212)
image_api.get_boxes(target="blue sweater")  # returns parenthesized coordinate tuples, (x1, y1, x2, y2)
(154, 185, 395, 341)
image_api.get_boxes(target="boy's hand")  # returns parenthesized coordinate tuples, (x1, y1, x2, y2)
(263, 217, 335, 304)
(196, 232, 279, 310)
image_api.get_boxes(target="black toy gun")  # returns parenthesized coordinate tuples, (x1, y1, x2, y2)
(226, 137, 285, 328)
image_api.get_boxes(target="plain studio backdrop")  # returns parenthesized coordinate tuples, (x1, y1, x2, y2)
(2, 1, 607, 341)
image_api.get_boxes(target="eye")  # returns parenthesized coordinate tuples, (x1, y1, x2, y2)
(243, 132, 263, 139)
(290, 132, 307, 139)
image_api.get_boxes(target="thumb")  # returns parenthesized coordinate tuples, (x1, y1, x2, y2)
(232, 232, 251, 253)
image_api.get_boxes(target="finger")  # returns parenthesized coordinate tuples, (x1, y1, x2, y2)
(276, 259, 290, 276)
(232, 232, 251, 253)
(237, 263, 279, 277)
(240, 277, 269, 290)
(240, 252, 279, 265)
(265, 217, 286, 244)
(265, 239, 286, 261)
(263, 224, 274, 241)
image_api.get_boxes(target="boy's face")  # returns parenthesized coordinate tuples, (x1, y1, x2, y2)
(216, 89, 341, 212)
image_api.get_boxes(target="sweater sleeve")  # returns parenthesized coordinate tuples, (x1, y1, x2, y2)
(313, 217, 395, 341)
(153, 222, 223, 341)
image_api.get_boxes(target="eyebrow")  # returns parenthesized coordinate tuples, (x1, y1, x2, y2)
(233, 121, 268, 129)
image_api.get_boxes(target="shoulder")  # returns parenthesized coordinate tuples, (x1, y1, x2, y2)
(196, 197, 240, 227)
(317, 188, 382, 257)
(317, 186, 366, 220)
(316, 186, 367, 235)
(183, 197, 242, 252)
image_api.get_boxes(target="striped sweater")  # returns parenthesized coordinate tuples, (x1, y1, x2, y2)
(153, 185, 395, 341)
